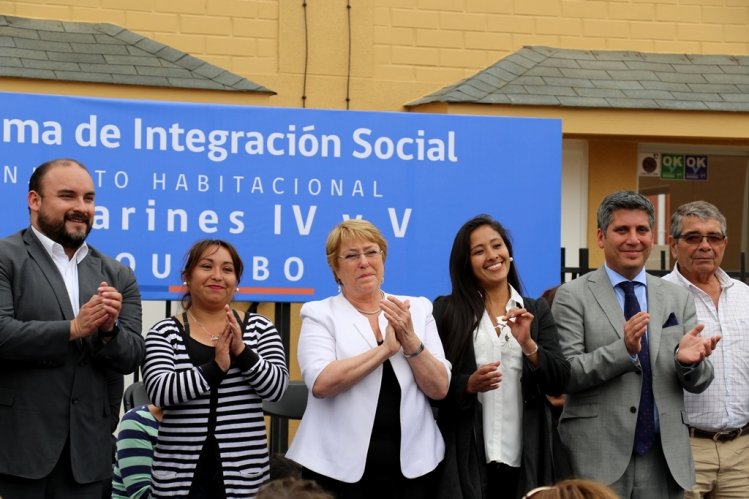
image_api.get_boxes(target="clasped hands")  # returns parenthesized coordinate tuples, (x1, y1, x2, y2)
(623, 311, 721, 363)
(71, 281, 122, 340)
(379, 296, 420, 357)
(214, 305, 247, 372)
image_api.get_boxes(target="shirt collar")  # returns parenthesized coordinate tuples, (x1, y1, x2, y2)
(603, 263, 647, 288)
(672, 263, 733, 290)
(507, 283, 525, 309)
(31, 225, 89, 264)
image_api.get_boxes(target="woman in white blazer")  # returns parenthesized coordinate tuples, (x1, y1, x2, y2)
(286, 219, 451, 499)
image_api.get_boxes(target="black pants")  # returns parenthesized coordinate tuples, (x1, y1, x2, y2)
(188, 436, 226, 499)
(0, 438, 103, 499)
(302, 466, 435, 499)
(486, 462, 520, 499)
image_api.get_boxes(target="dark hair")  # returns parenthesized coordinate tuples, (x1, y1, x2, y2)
(596, 191, 654, 232)
(539, 286, 559, 307)
(256, 477, 333, 499)
(669, 200, 727, 238)
(180, 239, 244, 310)
(28, 158, 88, 193)
(439, 214, 523, 364)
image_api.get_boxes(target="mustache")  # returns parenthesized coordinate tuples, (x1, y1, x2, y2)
(65, 211, 91, 224)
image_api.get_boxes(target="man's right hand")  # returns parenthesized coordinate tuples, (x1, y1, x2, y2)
(623, 311, 650, 355)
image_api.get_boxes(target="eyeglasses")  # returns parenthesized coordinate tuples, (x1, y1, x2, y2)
(677, 233, 726, 246)
(339, 249, 383, 263)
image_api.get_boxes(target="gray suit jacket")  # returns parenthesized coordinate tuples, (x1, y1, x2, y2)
(551, 267, 713, 490)
(0, 228, 144, 482)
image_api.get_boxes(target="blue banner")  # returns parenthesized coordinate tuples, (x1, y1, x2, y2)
(0, 92, 561, 301)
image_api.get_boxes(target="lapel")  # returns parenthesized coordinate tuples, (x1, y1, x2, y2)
(646, 274, 665, 365)
(22, 228, 75, 320)
(334, 293, 382, 349)
(588, 267, 626, 339)
(77, 249, 100, 309)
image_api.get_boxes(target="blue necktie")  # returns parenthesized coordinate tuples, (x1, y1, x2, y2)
(619, 281, 655, 456)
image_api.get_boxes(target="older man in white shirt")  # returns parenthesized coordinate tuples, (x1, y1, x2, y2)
(663, 200, 749, 499)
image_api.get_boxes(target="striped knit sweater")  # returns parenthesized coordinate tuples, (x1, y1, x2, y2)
(142, 313, 289, 498)
(112, 405, 159, 499)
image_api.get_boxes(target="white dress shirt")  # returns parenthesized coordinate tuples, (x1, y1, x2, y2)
(474, 285, 524, 467)
(664, 265, 749, 431)
(31, 225, 88, 314)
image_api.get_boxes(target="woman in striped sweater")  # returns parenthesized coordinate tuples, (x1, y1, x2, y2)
(143, 239, 289, 498)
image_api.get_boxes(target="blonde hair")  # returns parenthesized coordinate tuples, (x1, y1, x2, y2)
(324, 219, 387, 284)
(523, 479, 619, 499)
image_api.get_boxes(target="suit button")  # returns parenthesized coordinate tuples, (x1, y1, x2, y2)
(630, 406, 636, 413)
(72, 398, 79, 405)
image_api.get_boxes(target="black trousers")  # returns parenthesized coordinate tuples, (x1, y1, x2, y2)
(486, 462, 521, 499)
(302, 466, 436, 499)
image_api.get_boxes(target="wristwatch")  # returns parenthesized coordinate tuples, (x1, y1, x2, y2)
(99, 320, 120, 339)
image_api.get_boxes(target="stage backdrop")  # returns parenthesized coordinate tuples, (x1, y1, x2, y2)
(0, 92, 561, 302)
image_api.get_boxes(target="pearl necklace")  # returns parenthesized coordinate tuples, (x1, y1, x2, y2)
(187, 311, 220, 342)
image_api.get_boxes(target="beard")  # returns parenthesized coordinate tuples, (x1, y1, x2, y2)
(37, 210, 93, 250)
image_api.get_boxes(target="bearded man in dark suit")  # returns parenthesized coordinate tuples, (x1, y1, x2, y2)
(0, 158, 144, 498)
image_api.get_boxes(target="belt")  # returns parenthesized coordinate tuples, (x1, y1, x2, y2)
(689, 423, 749, 442)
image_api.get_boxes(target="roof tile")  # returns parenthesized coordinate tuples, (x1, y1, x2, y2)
(0, 56, 23, 68)
(22, 59, 80, 71)
(706, 101, 749, 112)
(0, 67, 55, 79)
(80, 63, 138, 75)
(559, 96, 609, 107)
(606, 97, 657, 108)
(54, 70, 114, 83)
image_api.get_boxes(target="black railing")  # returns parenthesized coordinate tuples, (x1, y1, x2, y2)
(561, 248, 748, 284)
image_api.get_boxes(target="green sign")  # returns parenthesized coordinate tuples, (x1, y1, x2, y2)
(661, 154, 684, 180)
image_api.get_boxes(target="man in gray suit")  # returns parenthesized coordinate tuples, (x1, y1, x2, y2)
(0, 159, 144, 498)
(552, 191, 720, 499)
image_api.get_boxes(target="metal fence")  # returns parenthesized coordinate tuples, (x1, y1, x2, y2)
(560, 248, 748, 284)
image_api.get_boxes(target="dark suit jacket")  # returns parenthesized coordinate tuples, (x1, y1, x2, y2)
(551, 268, 714, 490)
(433, 296, 570, 499)
(0, 228, 144, 483)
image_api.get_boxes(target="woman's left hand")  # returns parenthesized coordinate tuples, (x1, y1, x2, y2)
(225, 305, 246, 357)
(380, 296, 421, 354)
(503, 307, 536, 354)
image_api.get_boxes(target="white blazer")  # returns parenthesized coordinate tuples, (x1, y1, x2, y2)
(286, 292, 451, 482)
